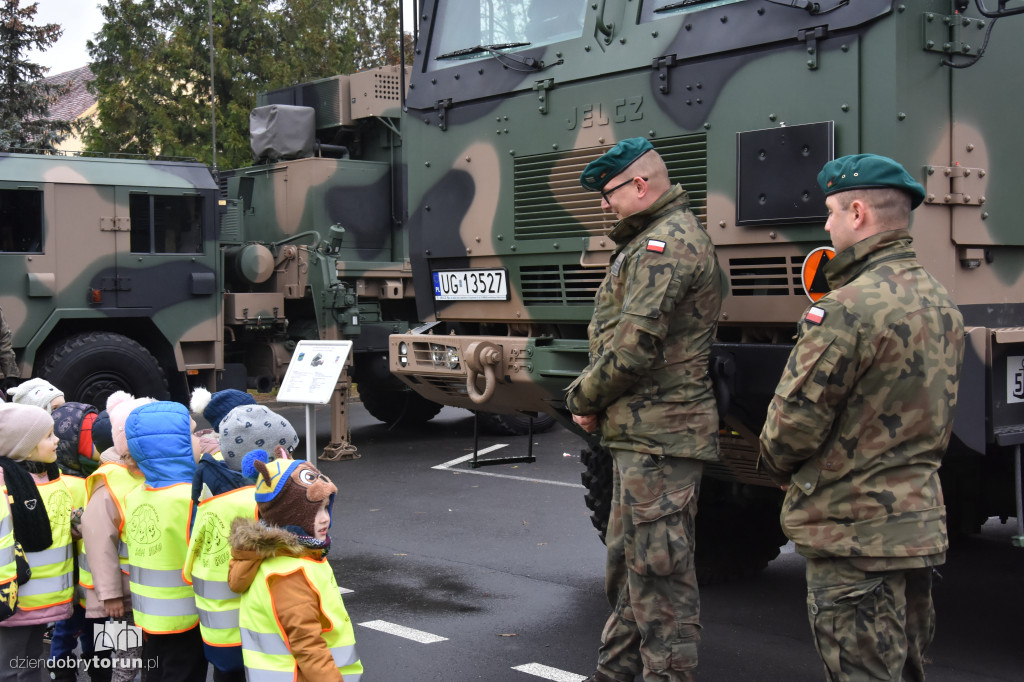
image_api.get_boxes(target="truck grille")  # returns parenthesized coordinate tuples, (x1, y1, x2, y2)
(728, 256, 804, 297)
(520, 263, 604, 306)
(512, 134, 708, 241)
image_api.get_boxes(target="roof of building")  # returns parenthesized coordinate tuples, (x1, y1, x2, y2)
(42, 65, 96, 121)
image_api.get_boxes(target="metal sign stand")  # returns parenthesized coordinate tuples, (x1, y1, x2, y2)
(277, 340, 353, 468)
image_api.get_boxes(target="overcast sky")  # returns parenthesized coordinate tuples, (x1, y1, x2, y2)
(28, 1, 418, 77)
(27, 1, 104, 76)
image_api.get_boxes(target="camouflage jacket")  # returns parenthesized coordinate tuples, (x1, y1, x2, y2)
(566, 185, 723, 459)
(759, 230, 964, 560)
(0, 306, 16, 379)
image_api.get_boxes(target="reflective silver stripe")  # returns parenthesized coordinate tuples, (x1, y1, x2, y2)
(131, 593, 198, 618)
(130, 565, 187, 588)
(330, 644, 359, 668)
(243, 671, 294, 682)
(26, 544, 72, 566)
(0, 514, 11, 537)
(79, 552, 90, 574)
(19, 571, 73, 596)
(198, 607, 239, 630)
(192, 576, 239, 601)
(240, 628, 291, 656)
(0, 545, 14, 567)
(118, 541, 129, 560)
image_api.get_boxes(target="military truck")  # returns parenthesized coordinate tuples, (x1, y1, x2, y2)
(0, 66, 445, 453)
(387, 0, 1024, 577)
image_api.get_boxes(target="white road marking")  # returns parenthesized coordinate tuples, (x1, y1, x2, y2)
(512, 662, 587, 681)
(357, 620, 448, 644)
(432, 447, 584, 489)
(338, 586, 354, 595)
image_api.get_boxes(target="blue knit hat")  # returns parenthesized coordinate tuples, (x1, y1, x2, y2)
(190, 387, 257, 432)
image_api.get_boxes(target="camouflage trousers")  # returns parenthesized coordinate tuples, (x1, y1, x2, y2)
(596, 450, 703, 682)
(805, 557, 937, 682)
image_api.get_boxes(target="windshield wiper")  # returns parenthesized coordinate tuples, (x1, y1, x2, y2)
(654, 0, 717, 13)
(437, 42, 531, 60)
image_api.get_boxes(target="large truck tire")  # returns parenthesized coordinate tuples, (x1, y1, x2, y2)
(580, 446, 787, 584)
(360, 386, 442, 427)
(38, 331, 171, 407)
(477, 412, 556, 436)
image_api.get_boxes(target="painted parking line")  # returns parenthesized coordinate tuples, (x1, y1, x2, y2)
(432, 447, 584, 489)
(357, 620, 448, 644)
(511, 662, 587, 681)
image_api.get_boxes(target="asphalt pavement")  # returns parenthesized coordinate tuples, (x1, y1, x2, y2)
(270, 401, 1024, 682)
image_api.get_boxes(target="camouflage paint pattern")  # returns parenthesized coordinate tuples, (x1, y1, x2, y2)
(388, 0, 1024, 517)
(599, 450, 702, 681)
(758, 230, 964, 560)
(565, 186, 722, 460)
(0, 152, 221, 387)
(804, 557, 936, 682)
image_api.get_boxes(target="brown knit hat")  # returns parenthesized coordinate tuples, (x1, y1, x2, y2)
(251, 456, 336, 538)
(0, 403, 55, 461)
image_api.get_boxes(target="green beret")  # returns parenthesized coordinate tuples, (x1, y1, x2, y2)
(580, 137, 654, 191)
(817, 153, 926, 209)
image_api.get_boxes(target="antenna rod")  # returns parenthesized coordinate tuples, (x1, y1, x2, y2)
(208, 0, 218, 171)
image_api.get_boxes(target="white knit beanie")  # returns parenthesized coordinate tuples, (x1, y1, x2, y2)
(0, 403, 55, 461)
(6, 378, 64, 413)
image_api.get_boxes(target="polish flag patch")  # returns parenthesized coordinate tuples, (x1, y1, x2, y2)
(646, 239, 666, 253)
(805, 306, 826, 325)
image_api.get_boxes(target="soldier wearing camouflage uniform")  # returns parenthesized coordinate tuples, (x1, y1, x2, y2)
(0, 305, 18, 397)
(759, 154, 965, 682)
(566, 138, 724, 682)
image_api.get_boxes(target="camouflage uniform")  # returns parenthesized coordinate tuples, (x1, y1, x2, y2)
(759, 229, 965, 682)
(567, 185, 723, 681)
(0, 305, 17, 390)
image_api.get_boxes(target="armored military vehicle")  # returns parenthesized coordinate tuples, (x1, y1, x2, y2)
(387, 0, 1024, 577)
(0, 66, 440, 453)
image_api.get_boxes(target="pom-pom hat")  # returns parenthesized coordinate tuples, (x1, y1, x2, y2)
(249, 453, 336, 539)
(190, 387, 257, 433)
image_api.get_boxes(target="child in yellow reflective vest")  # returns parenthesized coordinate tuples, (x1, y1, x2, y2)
(229, 452, 362, 682)
(0, 403, 72, 682)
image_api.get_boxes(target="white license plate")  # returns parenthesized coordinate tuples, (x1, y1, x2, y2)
(433, 269, 508, 301)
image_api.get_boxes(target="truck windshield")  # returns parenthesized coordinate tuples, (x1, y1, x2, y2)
(430, 0, 587, 66)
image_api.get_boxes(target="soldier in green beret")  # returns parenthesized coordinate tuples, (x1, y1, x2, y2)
(567, 138, 724, 682)
(759, 153, 965, 682)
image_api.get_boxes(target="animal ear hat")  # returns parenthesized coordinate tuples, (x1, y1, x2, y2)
(248, 453, 337, 538)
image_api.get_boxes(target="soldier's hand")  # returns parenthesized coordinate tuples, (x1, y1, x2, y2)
(573, 413, 599, 433)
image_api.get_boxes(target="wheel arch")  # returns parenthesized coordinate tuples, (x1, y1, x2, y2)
(29, 315, 184, 399)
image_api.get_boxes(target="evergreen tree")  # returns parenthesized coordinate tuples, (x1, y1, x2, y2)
(0, 0, 74, 151)
(85, 0, 409, 169)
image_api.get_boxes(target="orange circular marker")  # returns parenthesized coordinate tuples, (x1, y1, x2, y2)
(801, 246, 836, 302)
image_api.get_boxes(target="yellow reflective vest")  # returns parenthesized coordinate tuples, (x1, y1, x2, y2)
(62, 474, 88, 607)
(124, 482, 198, 634)
(240, 555, 363, 681)
(0, 491, 17, 613)
(18, 477, 74, 611)
(184, 486, 257, 647)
